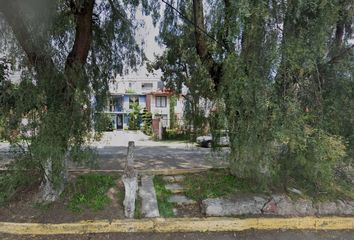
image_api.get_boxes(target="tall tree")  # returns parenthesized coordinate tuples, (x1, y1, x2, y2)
(157, 0, 354, 189)
(0, 0, 159, 201)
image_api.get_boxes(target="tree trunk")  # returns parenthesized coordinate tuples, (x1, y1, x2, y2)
(39, 158, 64, 202)
(192, 0, 223, 90)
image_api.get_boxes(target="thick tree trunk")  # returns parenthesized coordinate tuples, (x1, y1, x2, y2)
(39, 158, 64, 202)
(0, 0, 95, 201)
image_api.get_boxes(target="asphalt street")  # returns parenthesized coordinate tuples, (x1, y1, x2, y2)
(0, 131, 229, 170)
(1, 230, 354, 240)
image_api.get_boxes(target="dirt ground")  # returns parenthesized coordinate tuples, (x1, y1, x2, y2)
(0, 179, 125, 223)
(1, 230, 354, 240)
(175, 202, 204, 217)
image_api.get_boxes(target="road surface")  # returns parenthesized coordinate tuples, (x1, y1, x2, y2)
(1, 230, 354, 240)
(0, 131, 229, 170)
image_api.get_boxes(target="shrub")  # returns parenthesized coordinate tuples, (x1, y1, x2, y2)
(141, 108, 153, 135)
(128, 103, 140, 130)
(94, 113, 113, 132)
(276, 127, 346, 192)
(162, 128, 188, 140)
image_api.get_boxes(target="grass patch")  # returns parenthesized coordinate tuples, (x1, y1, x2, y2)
(0, 170, 39, 206)
(134, 195, 142, 219)
(153, 175, 175, 217)
(183, 169, 268, 202)
(183, 169, 354, 203)
(287, 177, 354, 203)
(117, 185, 125, 206)
(64, 174, 115, 212)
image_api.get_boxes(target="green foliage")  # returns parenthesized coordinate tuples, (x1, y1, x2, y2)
(134, 195, 142, 219)
(162, 129, 188, 141)
(141, 108, 153, 135)
(125, 89, 136, 94)
(183, 170, 267, 202)
(183, 168, 353, 202)
(153, 175, 175, 218)
(64, 174, 114, 212)
(169, 95, 177, 129)
(223, 52, 275, 182)
(128, 103, 141, 130)
(274, 102, 347, 191)
(69, 146, 98, 169)
(0, 0, 161, 199)
(94, 113, 113, 133)
(0, 152, 41, 205)
(156, 0, 354, 196)
(0, 172, 33, 205)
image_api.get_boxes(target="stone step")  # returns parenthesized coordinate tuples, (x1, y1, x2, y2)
(165, 183, 185, 194)
(162, 175, 185, 183)
(168, 194, 196, 205)
(139, 175, 160, 218)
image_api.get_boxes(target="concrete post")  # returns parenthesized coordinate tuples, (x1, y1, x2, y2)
(122, 141, 138, 218)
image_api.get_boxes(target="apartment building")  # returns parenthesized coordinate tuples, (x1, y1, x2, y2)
(105, 77, 184, 130)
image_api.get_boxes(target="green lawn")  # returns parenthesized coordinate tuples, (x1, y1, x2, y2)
(182, 169, 354, 202)
(64, 174, 115, 212)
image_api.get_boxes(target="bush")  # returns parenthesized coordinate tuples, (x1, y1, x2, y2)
(0, 154, 40, 205)
(276, 127, 346, 192)
(94, 113, 113, 132)
(162, 128, 188, 140)
(128, 103, 140, 130)
(141, 108, 153, 135)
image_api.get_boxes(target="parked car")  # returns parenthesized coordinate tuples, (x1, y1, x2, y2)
(196, 131, 230, 148)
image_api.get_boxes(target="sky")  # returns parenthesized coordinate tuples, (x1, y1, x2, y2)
(3, 2, 165, 83)
(117, 7, 164, 81)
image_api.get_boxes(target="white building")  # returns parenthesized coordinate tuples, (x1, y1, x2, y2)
(105, 77, 184, 130)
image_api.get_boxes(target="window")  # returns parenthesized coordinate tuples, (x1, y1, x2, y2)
(155, 96, 167, 108)
(109, 98, 114, 112)
(142, 83, 153, 90)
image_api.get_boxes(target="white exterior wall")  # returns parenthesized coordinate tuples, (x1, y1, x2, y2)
(174, 96, 185, 126)
(109, 79, 159, 95)
(107, 77, 186, 129)
(150, 95, 170, 128)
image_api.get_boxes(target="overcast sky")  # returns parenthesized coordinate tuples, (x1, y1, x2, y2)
(118, 7, 164, 81)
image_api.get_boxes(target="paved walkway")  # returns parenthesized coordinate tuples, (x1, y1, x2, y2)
(140, 175, 159, 218)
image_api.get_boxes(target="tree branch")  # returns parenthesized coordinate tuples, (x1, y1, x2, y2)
(65, 0, 95, 70)
(222, 0, 232, 52)
(0, 0, 55, 78)
(327, 44, 354, 64)
(192, 0, 222, 90)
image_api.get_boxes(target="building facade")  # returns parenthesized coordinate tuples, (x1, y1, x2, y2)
(105, 78, 184, 130)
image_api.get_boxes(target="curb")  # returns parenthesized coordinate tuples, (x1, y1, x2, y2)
(1, 217, 354, 235)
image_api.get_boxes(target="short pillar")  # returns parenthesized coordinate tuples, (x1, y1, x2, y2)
(122, 141, 138, 218)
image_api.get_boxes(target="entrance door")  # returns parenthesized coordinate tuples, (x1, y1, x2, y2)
(116, 114, 123, 130)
